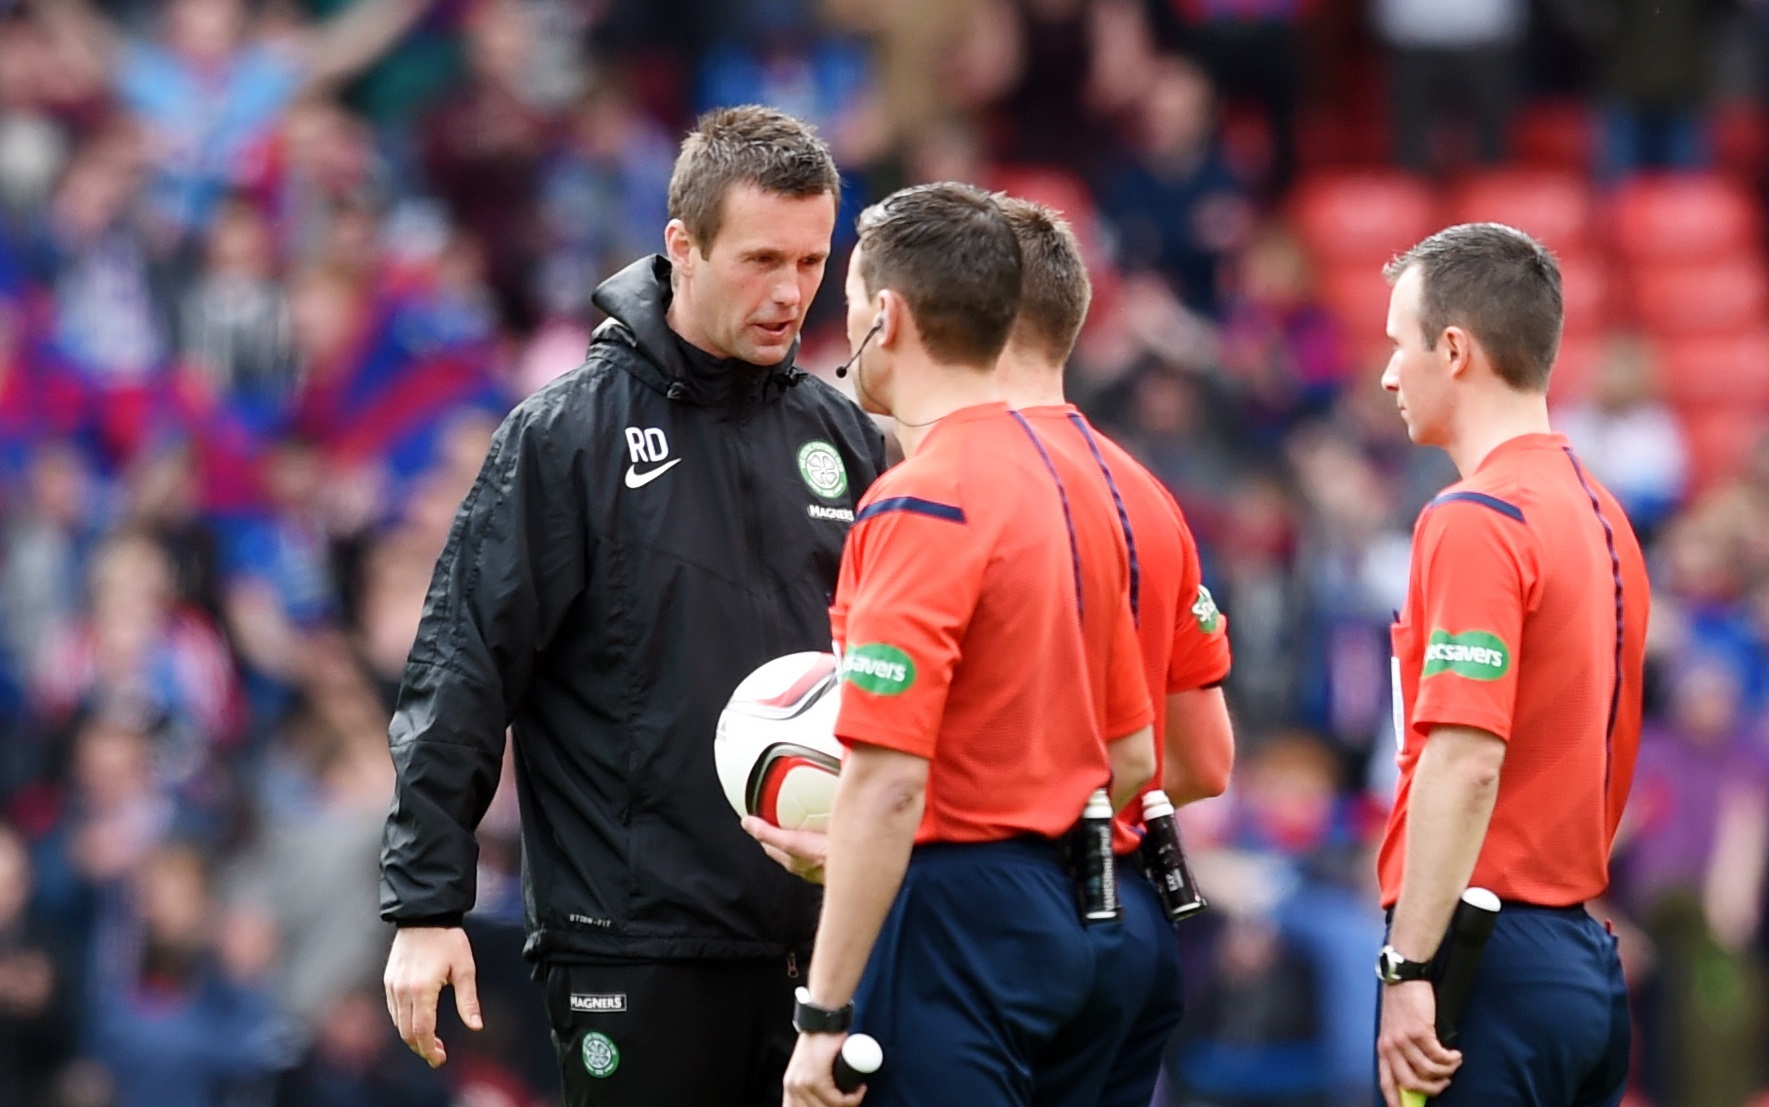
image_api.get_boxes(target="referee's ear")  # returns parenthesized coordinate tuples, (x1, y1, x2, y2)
(875, 290, 904, 350)
(1441, 324, 1478, 381)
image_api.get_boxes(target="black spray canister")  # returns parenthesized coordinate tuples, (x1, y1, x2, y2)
(1139, 790, 1208, 922)
(1077, 788, 1121, 922)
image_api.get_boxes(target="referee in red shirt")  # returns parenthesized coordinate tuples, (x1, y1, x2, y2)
(1374, 223, 1648, 1107)
(995, 197, 1234, 1107)
(780, 182, 1156, 1107)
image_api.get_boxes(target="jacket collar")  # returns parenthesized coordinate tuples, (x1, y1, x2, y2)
(590, 255, 805, 407)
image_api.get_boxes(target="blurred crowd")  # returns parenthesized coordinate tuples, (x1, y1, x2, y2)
(1, 1, 1768, 1106)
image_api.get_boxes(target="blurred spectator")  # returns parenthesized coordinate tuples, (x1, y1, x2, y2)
(1098, 54, 1254, 315)
(1206, 471, 1302, 735)
(1167, 906, 1332, 1106)
(276, 985, 449, 1107)
(87, 843, 289, 1107)
(350, 533, 428, 710)
(1230, 732, 1385, 1105)
(695, 3, 883, 168)
(119, 442, 224, 620)
(422, 0, 551, 333)
(1374, 0, 1524, 172)
(1216, 222, 1344, 437)
(1558, 0, 1727, 176)
(535, 75, 673, 323)
(986, 0, 1118, 172)
(0, 443, 98, 692)
(0, 823, 77, 1107)
(819, 0, 982, 150)
(29, 717, 172, 957)
(1288, 432, 1410, 761)
(1171, 0, 1311, 192)
(219, 436, 334, 727)
(225, 642, 392, 1030)
(32, 128, 175, 399)
(178, 197, 296, 420)
(0, 21, 72, 223)
(32, 530, 238, 774)
(30, 0, 435, 240)
(1618, 655, 1769, 1107)
(1555, 334, 1690, 539)
(1652, 507, 1764, 711)
(273, 97, 388, 271)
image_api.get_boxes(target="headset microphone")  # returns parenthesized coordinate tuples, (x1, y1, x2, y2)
(835, 319, 883, 379)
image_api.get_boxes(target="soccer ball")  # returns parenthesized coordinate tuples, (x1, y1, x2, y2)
(715, 651, 844, 831)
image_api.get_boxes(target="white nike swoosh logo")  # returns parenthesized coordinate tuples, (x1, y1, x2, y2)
(624, 458, 682, 489)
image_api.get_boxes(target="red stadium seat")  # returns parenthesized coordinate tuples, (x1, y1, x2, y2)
(1558, 253, 1614, 338)
(1713, 100, 1769, 183)
(1291, 171, 1437, 264)
(1677, 407, 1769, 493)
(1611, 174, 1762, 262)
(1319, 263, 1397, 358)
(1656, 330, 1769, 409)
(1629, 257, 1769, 337)
(1547, 334, 1604, 408)
(1446, 170, 1594, 250)
(1511, 100, 1598, 175)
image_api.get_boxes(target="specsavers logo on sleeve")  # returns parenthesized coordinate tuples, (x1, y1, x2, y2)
(1191, 585, 1224, 634)
(841, 643, 915, 695)
(1422, 630, 1511, 681)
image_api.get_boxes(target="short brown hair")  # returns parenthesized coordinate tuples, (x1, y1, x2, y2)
(1384, 223, 1563, 392)
(856, 183, 1022, 368)
(996, 196, 1092, 364)
(667, 105, 840, 251)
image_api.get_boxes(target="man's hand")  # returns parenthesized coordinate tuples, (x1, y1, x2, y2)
(782, 1032, 863, 1107)
(743, 817, 829, 884)
(384, 926, 482, 1068)
(1377, 980, 1460, 1107)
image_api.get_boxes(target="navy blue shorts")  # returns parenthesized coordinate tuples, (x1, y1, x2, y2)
(852, 837, 1132, 1107)
(1034, 860, 1185, 1107)
(1378, 904, 1630, 1107)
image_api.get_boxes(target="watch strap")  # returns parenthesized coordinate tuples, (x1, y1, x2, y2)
(792, 987, 854, 1034)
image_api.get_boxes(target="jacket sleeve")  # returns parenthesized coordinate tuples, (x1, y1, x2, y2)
(379, 396, 590, 925)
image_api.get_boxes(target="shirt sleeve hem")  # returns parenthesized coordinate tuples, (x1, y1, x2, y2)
(836, 723, 937, 761)
(1410, 705, 1513, 743)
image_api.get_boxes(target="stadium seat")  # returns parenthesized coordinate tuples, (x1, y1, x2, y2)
(1656, 330, 1769, 409)
(1510, 100, 1598, 175)
(1712, 99, 1769, 184)
(1629, 257, 1769, 337)
(1547, 334, 1604, 408)
(1557, 253, 1613, 338)
(1611, 173, 1762, 262)
(1291, 171, 1437, 264)
(1319, 263, 1397, 355)
(1677, 406, 1769, 493)
(1445, 170, 1593, 250)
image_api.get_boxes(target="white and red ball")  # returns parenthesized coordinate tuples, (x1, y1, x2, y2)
(715, 651, 843, 831)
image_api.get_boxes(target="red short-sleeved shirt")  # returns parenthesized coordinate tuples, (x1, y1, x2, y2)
(831, 403, 1151, 845)
(1018, 407, 1233, 853)
(1380, 433, 1650, 907)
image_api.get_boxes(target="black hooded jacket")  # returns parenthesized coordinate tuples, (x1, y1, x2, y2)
(379, 256, 887, 962)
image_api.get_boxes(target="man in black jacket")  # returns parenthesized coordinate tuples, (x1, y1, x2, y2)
(379, 105, 886, 1107)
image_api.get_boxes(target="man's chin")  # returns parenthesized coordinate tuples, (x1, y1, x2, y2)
(739, 328, 798, 365)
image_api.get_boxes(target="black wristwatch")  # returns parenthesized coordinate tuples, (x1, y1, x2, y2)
(1375, 945, 1433, 985)
(792, 987, 854, 1034)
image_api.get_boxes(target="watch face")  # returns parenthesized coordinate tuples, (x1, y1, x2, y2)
(1377, 947, 1407, 982)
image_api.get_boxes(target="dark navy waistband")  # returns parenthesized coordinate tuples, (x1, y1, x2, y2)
(910, 834, 1067, 867)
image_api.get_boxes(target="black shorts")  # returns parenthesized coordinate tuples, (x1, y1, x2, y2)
(542, 957, 800, 1107)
